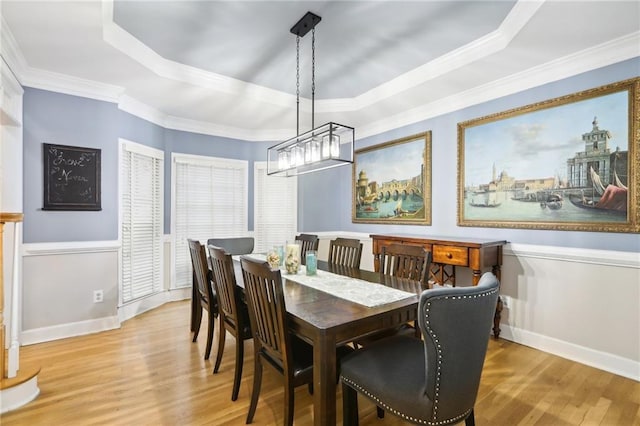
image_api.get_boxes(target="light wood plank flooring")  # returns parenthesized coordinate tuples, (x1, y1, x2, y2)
(2, 301, 639, 425)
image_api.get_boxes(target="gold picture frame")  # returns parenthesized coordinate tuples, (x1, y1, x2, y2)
(458, 77, 639, 233)
(353, 131, 431, 225)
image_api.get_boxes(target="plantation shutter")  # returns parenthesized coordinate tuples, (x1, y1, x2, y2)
(120, 140, 164, 304)
(254, 161, 297, 253)
(173, 154, 248, 288)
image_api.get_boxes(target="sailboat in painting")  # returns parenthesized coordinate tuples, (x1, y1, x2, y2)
(569, 166, 627, 216)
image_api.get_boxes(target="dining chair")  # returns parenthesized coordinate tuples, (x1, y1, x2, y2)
(240, 256, 352, 426)
(207, 244, 253, 401)
(355, 243, 432, 352)
(328, 237, 363, 269)
(240, 256, 314, 425)
(380, 243, 432, 286)
(207, 237, 254, 256)
(294, 233, 319, 265)
(187, 239, 218, 360)
(341, 272, 500, 426)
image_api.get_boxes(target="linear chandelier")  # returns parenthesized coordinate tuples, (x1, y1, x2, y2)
(267, 12, 355, 176)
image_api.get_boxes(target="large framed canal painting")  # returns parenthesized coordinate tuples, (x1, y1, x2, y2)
(353, 131, 431, 225)
(458, 77, 639, 233)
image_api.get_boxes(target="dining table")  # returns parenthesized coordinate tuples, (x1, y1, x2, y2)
(231, 257, 425, 426)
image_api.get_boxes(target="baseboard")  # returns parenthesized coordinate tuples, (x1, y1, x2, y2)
(118, 288, 190, 323)
(500, 324, 639, 382)
(21, 288, 190, 345)
(21, 316, 120, 345)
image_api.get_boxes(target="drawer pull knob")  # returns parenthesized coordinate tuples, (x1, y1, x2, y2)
(446, 253, 453, 259)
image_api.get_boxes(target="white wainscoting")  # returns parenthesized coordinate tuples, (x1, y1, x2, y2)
(20, 234, 639, 381)
(314, 232, 639, 381)
(21, 239, 189, 345)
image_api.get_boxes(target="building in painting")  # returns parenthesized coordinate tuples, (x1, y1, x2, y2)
(566, 117, 628, 188)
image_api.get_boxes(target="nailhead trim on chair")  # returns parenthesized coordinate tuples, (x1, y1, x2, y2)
(343, 285, 498, 425)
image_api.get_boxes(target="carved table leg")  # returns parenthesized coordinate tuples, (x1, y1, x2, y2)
(492, 264, 502, 339)
(493, 297, 502, 339)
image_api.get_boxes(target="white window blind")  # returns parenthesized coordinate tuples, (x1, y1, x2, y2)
(120, 140, 164, 304)
(173, 154, 248, 288)
(254, 161, 297, 253)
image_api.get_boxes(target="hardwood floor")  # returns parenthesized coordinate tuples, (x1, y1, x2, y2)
(2, 300, 639, 425)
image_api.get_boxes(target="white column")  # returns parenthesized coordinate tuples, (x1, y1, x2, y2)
(7, 220, 21, 377)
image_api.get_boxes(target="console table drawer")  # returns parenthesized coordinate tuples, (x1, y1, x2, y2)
(432, 245, 468, 266)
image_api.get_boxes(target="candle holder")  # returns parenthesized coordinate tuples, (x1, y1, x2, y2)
(284, 241, 302, 274)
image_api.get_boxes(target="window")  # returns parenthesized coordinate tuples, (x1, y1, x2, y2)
(172, 154, 248, 288)
(254, 161, 297, 253)
(120, 139, 164, 304)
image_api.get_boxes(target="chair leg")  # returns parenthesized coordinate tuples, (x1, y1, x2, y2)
(465, 408, 475, 426)
(342, 382, 359, 426)
(284, 379, 295, 426)
(376, 406, 385, 418)
(213, 321, 226, 373)
(204, 311, 215, 360)
(192, 305, 202, 342)
(231, 336, 244, 401)
(246, 356, 263, 424)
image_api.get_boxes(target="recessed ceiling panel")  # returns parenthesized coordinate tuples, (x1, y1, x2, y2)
(113, 0, 516, 99)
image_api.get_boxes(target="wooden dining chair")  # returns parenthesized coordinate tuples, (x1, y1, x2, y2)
(294, 233, 319, 265)
(240, 256, 314, 425)
(380, 243, 432, 286)
(207, 237, 254, 256)
(187, 239, 218, 360)
(207, 244, 253, 401)
(341, 273, 500, 426)
(356, 243, 432, 357)
(328, 237, 363, 269)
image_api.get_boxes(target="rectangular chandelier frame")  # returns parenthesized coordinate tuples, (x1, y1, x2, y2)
(267, 122, 354, 176)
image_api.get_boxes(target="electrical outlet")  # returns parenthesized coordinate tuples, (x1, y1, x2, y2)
(93, 290, 104, 303)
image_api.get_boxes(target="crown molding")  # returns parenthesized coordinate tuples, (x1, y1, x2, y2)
(118, 94, 167, 128)
(100, 0, 295, 110)
(356, 31, 640, 140)
(321, 0, 545, 113)
(1, 15, 27, 84)
(164, 115, 291, 142)
(3, 3, 638, 143)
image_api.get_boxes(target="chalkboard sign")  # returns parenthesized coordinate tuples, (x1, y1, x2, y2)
(43, 143, 101, 211)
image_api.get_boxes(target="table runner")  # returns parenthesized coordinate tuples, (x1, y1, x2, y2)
(238, 254, 415, 307)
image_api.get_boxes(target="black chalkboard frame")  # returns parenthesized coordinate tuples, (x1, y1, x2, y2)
(43, 143, 102, 211)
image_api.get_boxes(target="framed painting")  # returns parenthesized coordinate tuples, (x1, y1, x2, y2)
(43, 143, 102, 211)
(353, 131, 431, 225)
(458, 77, 639, 233)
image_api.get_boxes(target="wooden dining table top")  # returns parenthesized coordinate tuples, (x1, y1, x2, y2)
(231, 257, 424, 425)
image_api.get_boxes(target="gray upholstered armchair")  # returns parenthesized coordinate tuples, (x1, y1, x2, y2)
(340, 272, 500, 425)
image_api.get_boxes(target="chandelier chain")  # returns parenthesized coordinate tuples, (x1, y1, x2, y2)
(311, 28, 315, 130)
(296, 35, 300, 136)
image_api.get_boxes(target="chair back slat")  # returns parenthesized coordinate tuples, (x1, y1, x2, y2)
(188, 239, 214, 303)
(328, 237, 363, 269)
(295, 234, 319, 264)
(240, 257, 290, 367)
(381, 243, 431, 285)
(208, 245, 241, 326)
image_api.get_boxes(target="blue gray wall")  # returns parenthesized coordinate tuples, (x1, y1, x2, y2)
(22, 58, 639, 251)
(298, 58, 640, 252)
(22, 87, 270, 243)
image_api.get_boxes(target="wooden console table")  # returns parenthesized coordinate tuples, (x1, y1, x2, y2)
(370, 234, 506, 338)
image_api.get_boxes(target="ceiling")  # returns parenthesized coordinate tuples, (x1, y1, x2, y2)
(2, 1, 639, 141)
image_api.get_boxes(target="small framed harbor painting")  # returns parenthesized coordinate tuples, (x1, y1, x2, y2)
(353, 131, 431, 225)
(457, 77, 639, 233)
